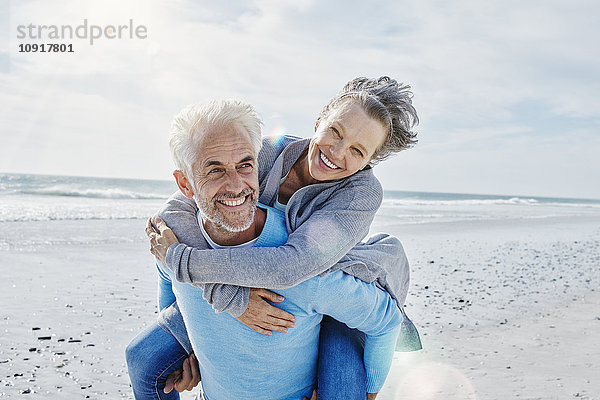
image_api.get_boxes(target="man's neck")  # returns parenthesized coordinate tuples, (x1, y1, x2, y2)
(203, 207, 267, 246)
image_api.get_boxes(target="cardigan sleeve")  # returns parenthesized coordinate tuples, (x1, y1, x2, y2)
(165, 178, 384, 289)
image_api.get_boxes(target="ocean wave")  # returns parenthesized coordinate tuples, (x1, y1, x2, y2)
(0, 214, 145, 222)
(380, 197, 600, 207)
(0, 205, 158, 222)
(0, 197, 164, 222)
(19, 186, 169, 200)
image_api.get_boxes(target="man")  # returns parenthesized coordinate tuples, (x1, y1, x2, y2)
(128, 100, 402, 400)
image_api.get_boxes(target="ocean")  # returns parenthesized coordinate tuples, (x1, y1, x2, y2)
(1, 172, 599, 224)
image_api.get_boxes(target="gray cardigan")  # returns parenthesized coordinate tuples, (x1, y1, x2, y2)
(163, 136, 408, 314)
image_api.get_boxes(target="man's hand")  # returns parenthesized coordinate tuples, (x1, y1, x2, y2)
(146, 217, 179, 264)
(367, 392, 378, 400)
(164, 353, 201, 393)
(236, 288, 295, 335)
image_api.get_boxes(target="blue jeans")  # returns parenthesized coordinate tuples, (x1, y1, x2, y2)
(125, 322, 189, 400)
(317, 316, 366, 400)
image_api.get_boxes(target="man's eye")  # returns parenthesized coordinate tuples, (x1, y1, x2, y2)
(238, 163, 253, 170)
(209, 168, 223, 174)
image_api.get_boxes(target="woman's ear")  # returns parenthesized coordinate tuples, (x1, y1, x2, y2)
(314, 117, 321, 132)
(173, 170, 195, 198)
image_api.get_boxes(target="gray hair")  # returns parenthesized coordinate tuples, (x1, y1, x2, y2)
(169, 99, 263, 184)
(319, 76, 419, 166)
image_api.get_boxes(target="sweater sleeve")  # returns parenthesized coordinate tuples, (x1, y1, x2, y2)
(335, 233, 411, 305)
(156, 261, 176, 311)
(165, 180, 383, 289)
(201, 283, 250, 317)
(313, 271, 402, 392)
(156, 193, 250, 317)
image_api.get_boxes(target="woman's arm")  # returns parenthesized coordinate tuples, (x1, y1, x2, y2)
(163, 175, 383, 289)
(201, 282, 294, 335)
(149, 198, 294, 332)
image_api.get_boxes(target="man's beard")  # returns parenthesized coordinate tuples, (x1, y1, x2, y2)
(194, 188, 257, 233)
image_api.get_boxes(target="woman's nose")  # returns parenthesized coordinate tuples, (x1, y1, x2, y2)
(330, 142, 345, 160)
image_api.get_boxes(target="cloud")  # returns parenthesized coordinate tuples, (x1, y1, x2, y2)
(1, 0, 599, 198)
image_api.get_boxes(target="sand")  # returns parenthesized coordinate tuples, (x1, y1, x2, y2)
(1, 215, 599, 399)
(375, 216, 600, 400)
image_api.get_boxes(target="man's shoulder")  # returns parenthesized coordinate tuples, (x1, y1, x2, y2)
(155, 192, 209, 248)
(156, 191, 198, 218)
(255, 203, 288, 247)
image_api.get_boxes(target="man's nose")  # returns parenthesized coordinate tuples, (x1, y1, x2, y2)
(224, 170, 246, 193)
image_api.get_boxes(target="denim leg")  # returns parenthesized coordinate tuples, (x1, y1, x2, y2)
(317, 316, 366, 400)
(126, 322, 189, 400)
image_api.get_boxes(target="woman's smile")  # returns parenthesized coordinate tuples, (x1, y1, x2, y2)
(319, 150, 341, 170)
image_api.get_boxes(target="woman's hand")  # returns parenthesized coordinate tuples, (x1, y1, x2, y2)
(146, 217, 179, 264)
(236, 288, 295, 335)
(302, 389, 317, 400)
(163, 353, 201, 393)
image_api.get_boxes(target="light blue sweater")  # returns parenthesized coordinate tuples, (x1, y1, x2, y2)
(157, 205, 401, 398)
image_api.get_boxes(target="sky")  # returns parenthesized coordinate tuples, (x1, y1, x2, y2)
(1, 0, 599, 199)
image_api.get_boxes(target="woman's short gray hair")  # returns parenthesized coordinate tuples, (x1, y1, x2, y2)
(169, 99, 263, 182)
(319, 76, 419, 166)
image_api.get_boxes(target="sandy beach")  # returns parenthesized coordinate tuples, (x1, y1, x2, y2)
(377, 215, 600, 400)
(1, 215, 599, 399)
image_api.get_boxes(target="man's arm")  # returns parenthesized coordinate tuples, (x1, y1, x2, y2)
(313, 271, 402, 394)
(157, 261, 176, 311)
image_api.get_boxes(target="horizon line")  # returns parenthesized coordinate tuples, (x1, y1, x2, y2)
(2, 170, 599, 202)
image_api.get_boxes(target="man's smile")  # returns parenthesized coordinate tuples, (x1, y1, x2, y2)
(216, 194, 251, 208)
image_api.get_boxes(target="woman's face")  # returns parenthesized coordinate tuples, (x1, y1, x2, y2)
(307, 102, 388, 182)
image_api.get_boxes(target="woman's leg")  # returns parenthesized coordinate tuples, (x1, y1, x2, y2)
(126, 322, 189, 400)
(317, 316, 366, 400)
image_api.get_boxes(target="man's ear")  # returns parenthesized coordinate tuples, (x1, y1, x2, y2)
(173, 170, 195, 198)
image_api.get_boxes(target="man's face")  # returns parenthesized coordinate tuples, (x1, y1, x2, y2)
(191, 123, 259, 233)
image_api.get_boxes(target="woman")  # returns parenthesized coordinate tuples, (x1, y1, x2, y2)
(129, 76, 420, 399)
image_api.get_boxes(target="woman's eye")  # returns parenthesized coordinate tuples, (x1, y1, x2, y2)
(352, 147, 364, 157)
(330, 127, 341, 138)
